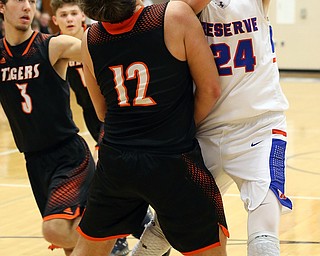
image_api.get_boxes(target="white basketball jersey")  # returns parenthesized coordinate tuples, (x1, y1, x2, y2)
(198, 0, 289, 131)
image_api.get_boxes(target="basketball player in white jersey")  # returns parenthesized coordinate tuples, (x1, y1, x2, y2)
(131, 0, 292, 256)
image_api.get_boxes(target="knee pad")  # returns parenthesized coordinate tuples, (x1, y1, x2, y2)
(131, 219, 171, 256)
(248, 232, 280, 256)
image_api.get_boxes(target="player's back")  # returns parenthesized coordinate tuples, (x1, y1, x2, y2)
(87, 3, 196, 153)
(198, 0, 288, 130)
(0, 32, 79, 152)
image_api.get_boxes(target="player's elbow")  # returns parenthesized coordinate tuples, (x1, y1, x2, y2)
(209, 81, 221, 103)
(97, 112, 105, 122)
(98, 115, 105, 122)
(214, 84, 221, 100)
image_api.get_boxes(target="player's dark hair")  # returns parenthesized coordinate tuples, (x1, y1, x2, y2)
(79, 0, 136, 23)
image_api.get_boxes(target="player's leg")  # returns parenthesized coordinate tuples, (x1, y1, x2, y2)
(143, 142, 228, 255)
(74, 143, 152, 256)
(25, 134, 95, 254)
(131, 134, 229, 256)
(110, 203, 155, 256)
(246, 122, 292, 256)
(131, 214, 171, 256)
(131, 213, 227, 256)
(197, 132, 234, 195)
(247, 189, 281, 256)
(229, 113, 292, 256)
(44, 135, 95, 253)
(43, 217, 81, 253)
(71, 236, 116, 256)
(111, 238, 130, 256)
(131, 207, 153, 239)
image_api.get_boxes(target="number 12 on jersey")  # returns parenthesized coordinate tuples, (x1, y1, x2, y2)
(110, 62, 156, 107)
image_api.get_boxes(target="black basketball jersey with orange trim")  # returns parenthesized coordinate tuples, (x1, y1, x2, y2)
(86, 3, 196, 153)
(0, 32, 79, 153)
(65, 25, 93, 109)
(67, 60, 94, 109)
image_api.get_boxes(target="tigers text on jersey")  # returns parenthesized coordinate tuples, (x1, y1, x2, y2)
(198, 0, 289, 130)
(86, 3, 196, 153)
(0, 32, 79, 152)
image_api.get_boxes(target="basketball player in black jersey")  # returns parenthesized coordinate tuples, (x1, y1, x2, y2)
(0, 0, 95, 255)
(49, 1, 165, 255)
(50, 0, 104, 156)
(70, 0, 228, 256)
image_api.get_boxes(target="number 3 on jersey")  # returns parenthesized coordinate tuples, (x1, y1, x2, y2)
(16, 83, 32, 114)
(110, 62, 156, 107)
(211, 39, 256, 76)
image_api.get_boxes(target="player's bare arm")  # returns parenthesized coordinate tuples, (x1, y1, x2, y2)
(166, 1, 221, 126)
(81, 29, 107, 122)
(49, 35, 81, 78)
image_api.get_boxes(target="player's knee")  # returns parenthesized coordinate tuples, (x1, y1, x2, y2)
(248, 190, 281, 235)
(248, 232, 280, 256)
(42, 220, 57, 242)
(42, 219, 71, 245)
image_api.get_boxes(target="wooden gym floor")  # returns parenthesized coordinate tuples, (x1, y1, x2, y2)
(0, 72, 319, 255)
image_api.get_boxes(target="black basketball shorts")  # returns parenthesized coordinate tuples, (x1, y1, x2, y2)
(78, 141, 228, 253)
(25, 135, 95, 221)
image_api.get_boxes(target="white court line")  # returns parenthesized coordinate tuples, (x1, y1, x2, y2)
(0, 149, 18, 156)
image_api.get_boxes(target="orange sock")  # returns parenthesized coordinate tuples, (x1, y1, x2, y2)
(48, 244, 61, 251)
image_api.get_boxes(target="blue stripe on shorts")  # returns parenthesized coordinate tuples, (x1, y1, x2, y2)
(269, 138, 293, 210)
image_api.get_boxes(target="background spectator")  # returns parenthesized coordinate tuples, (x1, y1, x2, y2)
(39, 12, 52, 34)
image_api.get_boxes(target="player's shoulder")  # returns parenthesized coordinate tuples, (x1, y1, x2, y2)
(165, 1, 196, 26)
(166, 1, 195, 18)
